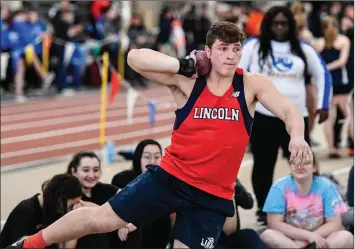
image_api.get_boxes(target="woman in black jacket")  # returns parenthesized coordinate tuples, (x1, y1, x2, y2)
(111, 139, 172, 248)
(66, 151, 119, 248)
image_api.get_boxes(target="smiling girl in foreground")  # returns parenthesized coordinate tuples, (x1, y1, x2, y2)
(67, 151, 119, 248)
(260, 160, 354, 248)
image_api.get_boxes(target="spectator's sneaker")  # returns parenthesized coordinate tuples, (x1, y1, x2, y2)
(61, 89, 75, 97)
(6, 236, 25, 249)
(32, 89, 45, 97)
(15, 95, 27, 103)
(42, 72, 55, 91)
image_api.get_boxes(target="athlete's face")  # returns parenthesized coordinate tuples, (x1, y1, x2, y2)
(72, 157, 101, 189)
(205, 39, 242, 77)
(140, 144, 162, 173)
(271, 13, 289, 41)
(290, 161, 315, 180)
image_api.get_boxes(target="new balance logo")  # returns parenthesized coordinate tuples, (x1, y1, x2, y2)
(201, 237, 214, 249)
(230, 91, 240, 98)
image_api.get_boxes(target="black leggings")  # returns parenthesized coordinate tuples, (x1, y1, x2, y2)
(250, 112, 311, 211)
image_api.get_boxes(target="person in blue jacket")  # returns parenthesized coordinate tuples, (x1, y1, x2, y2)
(8, 9, 52, 101)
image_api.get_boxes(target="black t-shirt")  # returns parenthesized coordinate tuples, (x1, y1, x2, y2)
(111, 170, 138, 189)
(81, 182, 118, 205)
(111, 170, 172, 248)
(0, 194, 54, 248)
(76, 182, 119, 248)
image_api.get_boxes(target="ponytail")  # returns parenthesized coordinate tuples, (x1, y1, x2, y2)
(323, 17, 338, 49)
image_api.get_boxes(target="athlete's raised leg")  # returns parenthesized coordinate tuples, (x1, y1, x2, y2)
(8, 166, 180, 249)
(39, 203, 125, 247)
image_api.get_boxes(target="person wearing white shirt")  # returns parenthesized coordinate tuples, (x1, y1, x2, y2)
(238, 6, 332, 225)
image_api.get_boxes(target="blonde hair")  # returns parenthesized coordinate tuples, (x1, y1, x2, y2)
(322, 16, 338, 49)
(294, 13, 306, 31)
(292, 1, 307, 34)
(291, 1, 305, 15)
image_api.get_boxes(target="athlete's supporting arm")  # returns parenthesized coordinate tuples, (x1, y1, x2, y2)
(127, 49, 194, 86)
(248, 73, 313, 165)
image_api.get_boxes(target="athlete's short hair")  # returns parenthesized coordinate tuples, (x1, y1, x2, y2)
(206, 21, 246, 48)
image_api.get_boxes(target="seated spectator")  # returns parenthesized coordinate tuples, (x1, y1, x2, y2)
(112, 139, 172, 248)
(112, 139, 163, 188)
(216, 179, 267, 249)
(66, 151, 119, 248)
(0, 174, 82, 248)
(342, 165, 354, 234)
(260, 161, 354, 248)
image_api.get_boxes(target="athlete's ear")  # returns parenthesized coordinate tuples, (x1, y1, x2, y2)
(205, 45, 211, 59)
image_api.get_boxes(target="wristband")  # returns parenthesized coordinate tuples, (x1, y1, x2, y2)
(177, 58, 196, 77)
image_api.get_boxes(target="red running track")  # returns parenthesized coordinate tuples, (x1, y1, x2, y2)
(1, 86, 176, 168)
